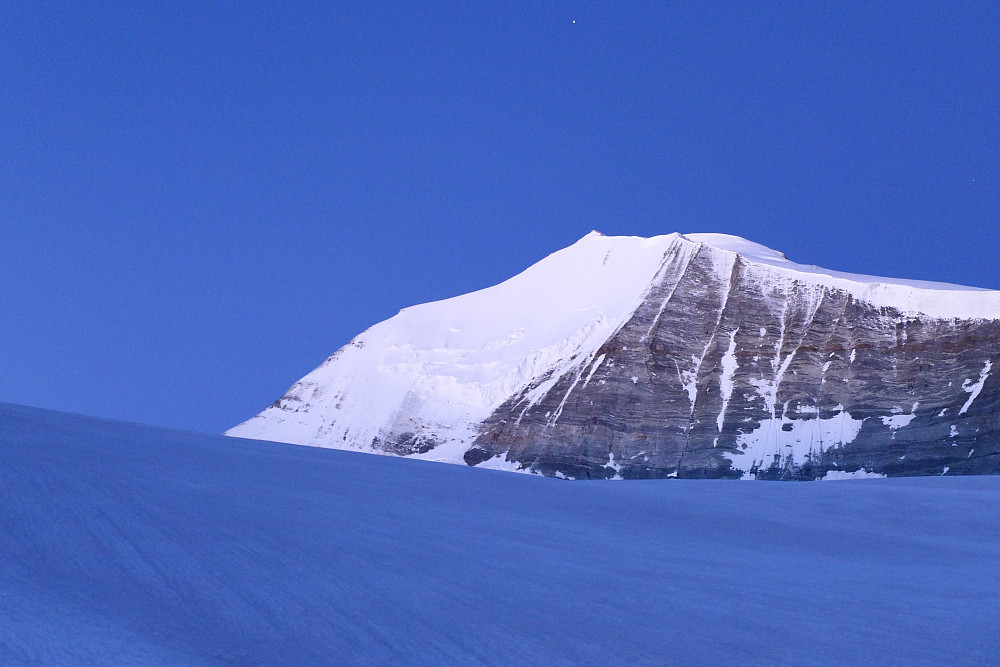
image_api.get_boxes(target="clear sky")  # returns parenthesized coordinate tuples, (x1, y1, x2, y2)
(2, 2, 998, 434)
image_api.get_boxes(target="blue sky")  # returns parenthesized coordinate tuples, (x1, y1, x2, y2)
(2, 2, 998, 433)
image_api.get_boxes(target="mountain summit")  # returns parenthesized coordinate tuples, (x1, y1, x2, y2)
(227, 232, 1000, 479)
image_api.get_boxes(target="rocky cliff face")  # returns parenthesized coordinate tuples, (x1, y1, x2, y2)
(227, 232, 1000, 480)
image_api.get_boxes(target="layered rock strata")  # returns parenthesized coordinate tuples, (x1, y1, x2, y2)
(228, 233, 1000, 480)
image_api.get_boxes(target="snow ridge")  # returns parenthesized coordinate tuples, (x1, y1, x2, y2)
(685, 233, 1000, 319)
(228, 232, 682, 457)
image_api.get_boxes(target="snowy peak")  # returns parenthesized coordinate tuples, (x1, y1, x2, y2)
(228, 231, 1000, 480)
(227, 232, 683, 458)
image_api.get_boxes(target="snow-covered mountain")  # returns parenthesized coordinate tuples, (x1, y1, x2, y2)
(227, 232, 1000, 479)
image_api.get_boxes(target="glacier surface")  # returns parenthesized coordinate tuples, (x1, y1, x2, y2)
(3, 402, 999, 664)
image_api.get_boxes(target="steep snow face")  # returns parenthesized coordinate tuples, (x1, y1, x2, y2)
(228, 231, 1000, 466)
(227, 232, 682, 458)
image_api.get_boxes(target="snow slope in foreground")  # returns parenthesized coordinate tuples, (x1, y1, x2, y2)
(3, 403, 1000, 665)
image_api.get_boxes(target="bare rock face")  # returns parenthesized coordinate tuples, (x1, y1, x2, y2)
(469, 243, 999, 479)
(228, 233, 1000, 480)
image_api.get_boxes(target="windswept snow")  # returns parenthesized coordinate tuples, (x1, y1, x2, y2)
(4, 403, 1000, 664)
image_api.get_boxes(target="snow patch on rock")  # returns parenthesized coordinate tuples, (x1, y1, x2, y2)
(822, 469, 888, 481)
(717, 328, 740, 432)
(959, 361, 992, 415)
(725, 405, 865, 476)
(475, 453, 532, 474)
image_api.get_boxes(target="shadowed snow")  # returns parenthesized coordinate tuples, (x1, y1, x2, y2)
(3, 403, 1000, 665)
